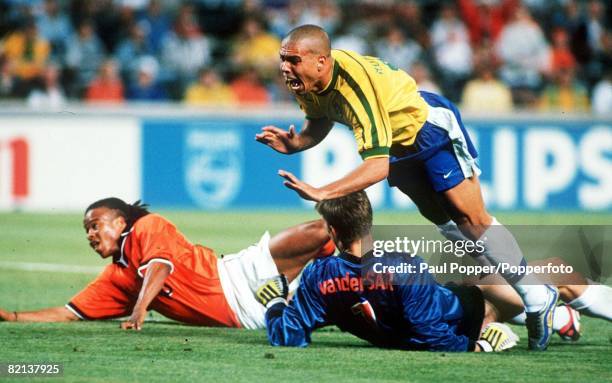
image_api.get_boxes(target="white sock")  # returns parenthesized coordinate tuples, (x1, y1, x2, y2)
(508, 306, 569, 331)
(479, 218, 550, 313)
(569, 283, 612, 322)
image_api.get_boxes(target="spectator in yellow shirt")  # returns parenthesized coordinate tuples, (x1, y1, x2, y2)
(539, 68, 589, 112)
(1, 19, 50, 83)
(231, 17, 281, 80)
(461, 62, 513, 113)
(184, 67, 236, 105)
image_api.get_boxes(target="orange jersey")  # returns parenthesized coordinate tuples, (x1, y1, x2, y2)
(67, 214, 241, 327)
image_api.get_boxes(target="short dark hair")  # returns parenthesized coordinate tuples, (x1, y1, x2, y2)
(85, 197, 150, 229)
(284, 24, 331, 56)
(315, 191, 372, 247)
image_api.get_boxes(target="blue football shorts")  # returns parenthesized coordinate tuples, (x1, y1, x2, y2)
(387, 91, 480, 193)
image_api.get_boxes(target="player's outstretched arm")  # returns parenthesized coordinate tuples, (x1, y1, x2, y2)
(121, 262, 171, 331)
(0, 306, 78, 322)
(255, 118, 333, 154)
(279, 156, 389, 201)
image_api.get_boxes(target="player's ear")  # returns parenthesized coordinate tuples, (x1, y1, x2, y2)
(112, 214, 127, 231)
(328, 225, 341, 249)
(317, 56, 326, 70)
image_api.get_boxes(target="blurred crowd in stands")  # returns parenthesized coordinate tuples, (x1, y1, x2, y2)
(0, 0, 610, 114)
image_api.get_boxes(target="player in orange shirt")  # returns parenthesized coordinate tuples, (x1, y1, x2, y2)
(0, 198, 334, 330)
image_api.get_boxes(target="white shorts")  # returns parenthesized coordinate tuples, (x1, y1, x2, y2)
(217, 232, 279, 329)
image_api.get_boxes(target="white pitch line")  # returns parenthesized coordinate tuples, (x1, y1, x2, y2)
(0, 261, 103, 274)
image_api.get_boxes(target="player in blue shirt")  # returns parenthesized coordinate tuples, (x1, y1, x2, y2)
(256, 191, 519, 352)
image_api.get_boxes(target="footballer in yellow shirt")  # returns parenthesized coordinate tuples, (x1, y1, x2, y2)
(256, 24, 559, 351)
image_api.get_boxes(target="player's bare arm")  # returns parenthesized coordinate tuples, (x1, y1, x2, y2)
(279, 157, 389, 201)
(121, 262, 172, 331)
(256, 117, 333, 154)
(0, 306, 78, 322)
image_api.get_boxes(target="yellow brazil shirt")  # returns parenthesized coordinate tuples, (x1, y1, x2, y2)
(295, 49, 429, 159)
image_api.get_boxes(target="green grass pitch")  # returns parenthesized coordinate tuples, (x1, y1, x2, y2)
(1, 211, 611, 383)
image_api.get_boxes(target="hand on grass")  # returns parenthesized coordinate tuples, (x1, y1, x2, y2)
(0, 308, 17, 322)
(121, 306, 147, 331)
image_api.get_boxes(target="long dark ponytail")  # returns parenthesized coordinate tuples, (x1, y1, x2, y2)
(85, 197, 150, 230)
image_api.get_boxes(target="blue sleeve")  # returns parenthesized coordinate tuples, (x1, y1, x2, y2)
(399, 283, 470, 352)
(265, 265, 327, 347)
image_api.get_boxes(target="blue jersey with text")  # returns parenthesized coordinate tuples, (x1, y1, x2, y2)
(265, 252, 470, 351)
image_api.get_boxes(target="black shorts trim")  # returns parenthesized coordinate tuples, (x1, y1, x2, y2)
(445, 283, 485, 350)
(66, 302, 92, 320)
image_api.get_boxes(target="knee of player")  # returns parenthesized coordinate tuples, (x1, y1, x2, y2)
(452, 211, 490, 228)
(417, 205, 450, 225)
(544, 257, 567, 267)
(304, 219, 330, 240)
(307, 219, 326, 232)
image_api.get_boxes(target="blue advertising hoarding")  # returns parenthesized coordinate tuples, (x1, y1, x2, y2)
(143, 118, 302, 209)
(142, 118, 611, 211)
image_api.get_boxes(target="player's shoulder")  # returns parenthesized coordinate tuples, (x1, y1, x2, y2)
(332, 48, 361, 60)
(302, 256, 336, 276)
(132, 213, 175, 233)
(307, 253, 357, 274)
(331, 49, 361, 70)
(133, 213, 167, 226)
(299, 256, 340, 289)
(312, 254, 346, 266)
(332, 49, 381, 69)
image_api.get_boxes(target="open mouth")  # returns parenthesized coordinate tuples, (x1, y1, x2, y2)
(89, 241, 99, 251)
(286, 77, 304, 92)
